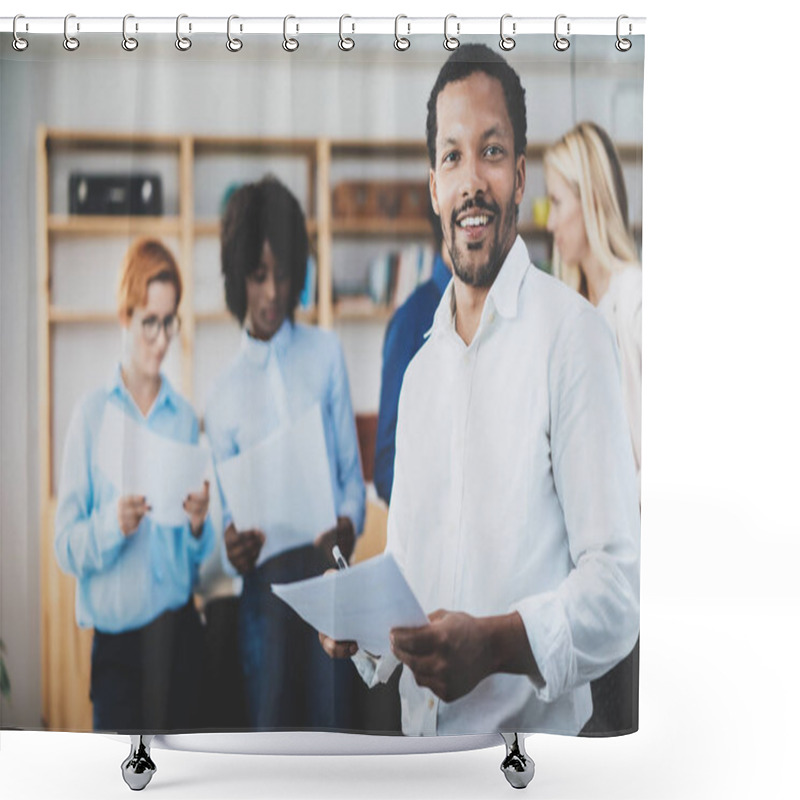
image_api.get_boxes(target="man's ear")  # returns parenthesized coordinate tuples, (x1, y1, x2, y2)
(514, 154, 527, 206)
(429, 167, 440, 217)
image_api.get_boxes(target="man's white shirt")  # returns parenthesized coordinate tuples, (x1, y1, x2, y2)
(378, 236, 640, 736)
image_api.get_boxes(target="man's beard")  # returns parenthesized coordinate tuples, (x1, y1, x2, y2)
(446, 194, 518, 289)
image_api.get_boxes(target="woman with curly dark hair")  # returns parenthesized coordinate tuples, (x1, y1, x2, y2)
(204, 175, 365, 730)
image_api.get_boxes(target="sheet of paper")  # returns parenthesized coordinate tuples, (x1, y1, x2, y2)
(97, 403, 210, 528)
(272, 553, 429, 657)
(215, 403, 337, 562)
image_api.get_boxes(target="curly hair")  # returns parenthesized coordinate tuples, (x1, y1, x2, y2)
(426, 43, 527, 168)
(220, 176, 309, 324)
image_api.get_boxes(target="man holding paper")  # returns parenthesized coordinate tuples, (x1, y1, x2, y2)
(204, 176, 365, 731)
(321, 45, 640, 737)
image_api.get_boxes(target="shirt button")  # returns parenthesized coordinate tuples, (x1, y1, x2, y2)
(428, 698, 435, 710)
(489, 312, 496, 323)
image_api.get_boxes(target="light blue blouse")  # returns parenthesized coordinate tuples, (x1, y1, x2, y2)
(204, 320, 366, 574)
(54, 365, 215, 634)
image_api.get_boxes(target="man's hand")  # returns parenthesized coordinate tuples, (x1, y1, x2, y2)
(183, 480, 210, 537)
(390, 610, 541, 703)
(223, 523, 265, 574)
(390, 610, 494, 702)
(313, 516, 355, 566)
(118, 495, 150, 537)
(317, 567, 358, 658)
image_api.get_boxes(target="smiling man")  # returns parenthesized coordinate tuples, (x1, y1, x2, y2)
(322, 44, 640, 738)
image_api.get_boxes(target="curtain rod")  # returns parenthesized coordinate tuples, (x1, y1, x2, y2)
(1, 16, 646, 37)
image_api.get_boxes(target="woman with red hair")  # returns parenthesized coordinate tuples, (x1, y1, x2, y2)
(54, 237, 213, 732)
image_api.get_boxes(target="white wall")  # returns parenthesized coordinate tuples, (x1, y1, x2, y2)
(0, 32, 643, 728)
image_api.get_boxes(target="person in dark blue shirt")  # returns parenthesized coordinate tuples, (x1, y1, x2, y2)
(374, 210, 452, 505)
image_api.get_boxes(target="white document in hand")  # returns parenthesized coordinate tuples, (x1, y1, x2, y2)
(97, 403, 210, 528)
(215, 403, 337, 561)
(272, 553, 429, 657)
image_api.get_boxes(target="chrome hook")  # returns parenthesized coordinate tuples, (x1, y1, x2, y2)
(227, 15, 243, 52)
(554, 14, 570, 52)
(12, 15, 29, 52)
(444, 14, 460, 51)
(175, 14, 192, 51)
(339, 14, 355, 51)
(122, 14, 138, 51)
(283, 15, 299, 52)
(500, 14, 515, 51)
(394, 14, 410, 51)
(616, 15, 632, 52)
(63, 13, 80, 51)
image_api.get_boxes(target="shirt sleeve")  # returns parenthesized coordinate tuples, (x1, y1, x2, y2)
(53, 399, 126, 579)
(510, 307, 640, 703)
(328, 338, 366, 535)
(374, 308, 416, 505)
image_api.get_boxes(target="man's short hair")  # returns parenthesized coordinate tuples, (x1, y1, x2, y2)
(220, 176, 309, 324)
(426, 43, 527, 168)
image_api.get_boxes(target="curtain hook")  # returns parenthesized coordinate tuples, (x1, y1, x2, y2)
(12, 15, 29, 52)
(615, 15, 632, 52)
(394, 14, 410, 51)
(63, 13, 80, 51)
(282, 15, 299, 52)
(339, 14, 355, 51)
(500, 14, 516, 51)
(226, 15, 243, 52)
(122, 14, 138, 51)
(444, 14, 460, 51)
(553, 14, 570, 52)
(175, 14, 192, 51)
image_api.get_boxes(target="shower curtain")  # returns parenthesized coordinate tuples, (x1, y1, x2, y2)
(0, 24, 644, 741)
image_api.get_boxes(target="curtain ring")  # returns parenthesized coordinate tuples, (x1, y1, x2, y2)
(175, 14, 192, 51)
(394, 15, 410, 51)
(122, 14, 138, 51)
(226, 15, 243, 51)
(63, 13, 80, 51)
(282, 15, 299, 52)
(444, 14, 460, 51)
(12, 15, 29, 52)
(339, 15, 355, 51)
(553, 14, 570, 51)
(615, 15, 632, 52)
(499, 14, 515, 51)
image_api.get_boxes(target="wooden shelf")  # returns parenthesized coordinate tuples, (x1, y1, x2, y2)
(46, 129, 181, 152)
(195, 219, 319, 237)
(332, 218, 433, 238)
(48, 215, 181, 237)
(49, 307, 117, 324)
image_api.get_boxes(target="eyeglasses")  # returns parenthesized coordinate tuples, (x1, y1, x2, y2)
(140, 313, 181, 343)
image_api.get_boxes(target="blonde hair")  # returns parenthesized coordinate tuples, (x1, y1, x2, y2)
(544, 122, 639, 297)
(116, 238, 182, 322)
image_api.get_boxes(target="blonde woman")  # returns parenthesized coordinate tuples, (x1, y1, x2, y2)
(545, 122, 641, 735)
(545, 121, 642, 496)
(54, 238, 213, 732)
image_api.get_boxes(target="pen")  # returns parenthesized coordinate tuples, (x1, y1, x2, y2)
(332, 544, 348, 571)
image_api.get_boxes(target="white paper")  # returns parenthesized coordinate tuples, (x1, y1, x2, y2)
(272, 553, 429, 657)
(215, 402, 337, 562)
(97, 403, 210, 528)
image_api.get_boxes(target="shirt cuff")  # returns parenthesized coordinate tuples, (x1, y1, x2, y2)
(351, 650, 399, 688)
(185, 516, 214, 562)
(510, 591, 577, 703)
(98, 501, 126, 553)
